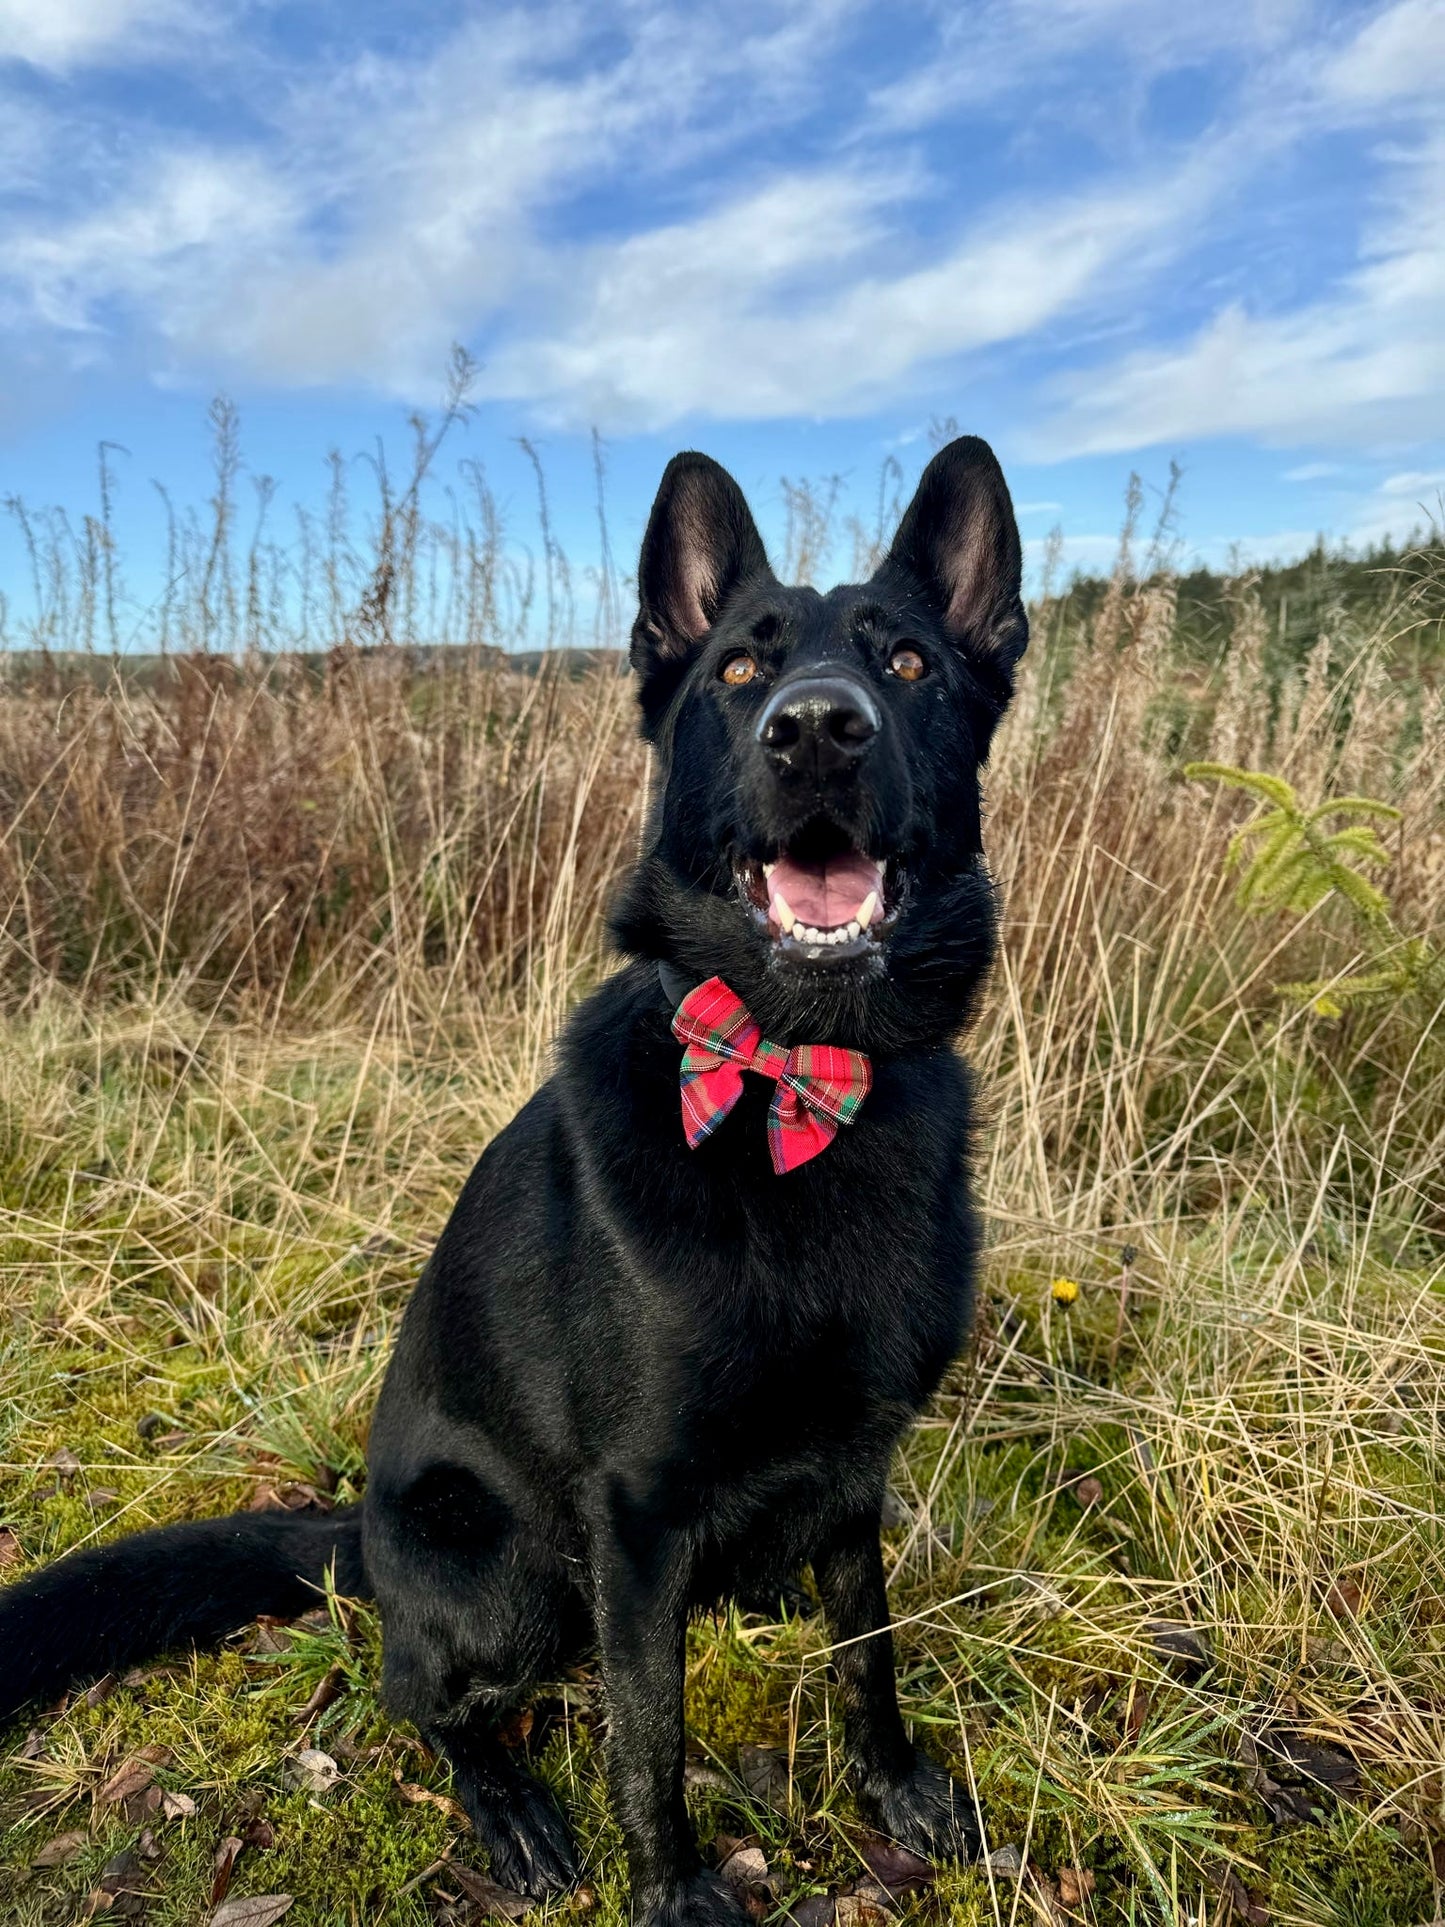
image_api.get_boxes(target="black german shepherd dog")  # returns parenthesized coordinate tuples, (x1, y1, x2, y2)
(0, 435, 1026, 1926)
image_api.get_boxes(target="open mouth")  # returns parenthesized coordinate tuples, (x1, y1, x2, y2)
(734, 843, 898, 965)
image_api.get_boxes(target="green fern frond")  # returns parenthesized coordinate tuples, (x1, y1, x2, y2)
(1185, 761, 1427, 1013)
(1303, 796, 1402, 826)
(1184, 762, 1298, 809)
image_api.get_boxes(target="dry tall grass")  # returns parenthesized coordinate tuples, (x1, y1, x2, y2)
(1, 497, 1443, 1925)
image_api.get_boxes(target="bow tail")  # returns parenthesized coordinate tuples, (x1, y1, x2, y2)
(767, 1083, 840, 1175)
(679, 1046, 746, 1149)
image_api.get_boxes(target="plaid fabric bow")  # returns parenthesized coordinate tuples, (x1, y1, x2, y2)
(670, 976, 871, 1175)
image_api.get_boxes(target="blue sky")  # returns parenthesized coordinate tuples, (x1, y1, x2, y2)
(1, 0, 1443, 634)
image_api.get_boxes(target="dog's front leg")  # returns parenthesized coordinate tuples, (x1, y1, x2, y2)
(814, 1511, 982, 1863)
(592, 1498, 747, 1927)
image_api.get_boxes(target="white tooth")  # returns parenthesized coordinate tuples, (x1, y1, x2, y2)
(774, 891, 796, 935)
(831, 928, 846, 944)
(804, 926, 821, 945)
(763, 862, 776, 878)
(857, 890, 878, 930)
(847, 920, 860, 940)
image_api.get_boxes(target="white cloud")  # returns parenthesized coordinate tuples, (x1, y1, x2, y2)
(868, 0, 1309, 129)
(0, 0, 868, 397)
(1319, 0, 1445, 106)
(1380, 469, 1445, 495)
(1032, 128, 1445, 457)
(1284, 462, 1344, 481)
(0, 0, 211, 71)
(478, 144, 1235, 428)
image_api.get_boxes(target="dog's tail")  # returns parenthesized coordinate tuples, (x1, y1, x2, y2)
(0, 1507, 368, 1725)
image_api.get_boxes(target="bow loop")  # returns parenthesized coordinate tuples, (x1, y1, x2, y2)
(670, 976, 871, 1175)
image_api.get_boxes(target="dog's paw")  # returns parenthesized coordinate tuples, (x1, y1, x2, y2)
(469, 1770, 580, 1898)
(635, 1871, 751, 1927)
(857, 1750, 982, 1864)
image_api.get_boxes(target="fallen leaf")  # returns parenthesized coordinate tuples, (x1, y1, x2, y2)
(1325, 1579, 1363, 1619)
(281, 1749, 339, 1796)
(97, 1746, 172, 1806)
(1146, 1620, 1212, 1669)
(716, 1835, 771, 1896)
(834, 1894, 889, 1927)
(85, 1675, 117, 1708)
(0, 1526, 23, 1568)
(209, 1897, 295, 1927)
(1125, 1684, 1152, 1742)
(787, 1897, 836, 1927)
(1058, 1867, 1096, 1907)
(96, 1847, 150, 1920)
(248, 1621, 292, 1656)
(242, 1818, 276, 1850)
(298, 1665, 346, 1722)
(160, 1790, 198, 1822)
(393, 1770, 465, 1820)
(447, 1864, 533, 1919)
(738, 1743, 790, 1808)
(212, 1835, 244, 1904)
(683, 1753, 730, 1794)
(136, 1829, 162, 1862)
(1073, 1477, 1104, 1508)
(47, 1447, 82, 1481)
(985, 1844, 1025, 1879)
(122, 1782, 165, 1825)
(135, 1412, 169, 1440)
(496, 1705, 535, 1748)
(32, 1827, 88, 1869)
(1209, 1863, 1269, 1925)
(858, 1837, 935, 1896)
(87, 1488, 121, 1511)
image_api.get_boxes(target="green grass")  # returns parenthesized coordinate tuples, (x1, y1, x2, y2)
(2, 519, 1443, 1923)
(2, 980, 1443, 1927)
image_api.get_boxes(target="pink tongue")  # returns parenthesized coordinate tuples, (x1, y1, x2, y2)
(766, 851, 882, 929)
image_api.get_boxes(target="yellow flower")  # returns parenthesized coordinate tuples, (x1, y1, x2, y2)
(1051, 1277, 1081, 1305)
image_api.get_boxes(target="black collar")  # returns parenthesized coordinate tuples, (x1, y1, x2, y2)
(656, 960, 694, 1011)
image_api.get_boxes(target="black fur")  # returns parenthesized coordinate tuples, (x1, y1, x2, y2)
(0, 436, 1026, 1925)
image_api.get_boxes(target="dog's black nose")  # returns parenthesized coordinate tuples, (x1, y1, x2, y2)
(755, 674, 880, 776)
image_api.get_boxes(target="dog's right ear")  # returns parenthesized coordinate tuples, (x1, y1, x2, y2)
(631, 454, 770, 699)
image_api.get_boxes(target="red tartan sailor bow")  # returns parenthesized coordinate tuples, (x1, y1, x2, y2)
(670, 976, 872, 1175)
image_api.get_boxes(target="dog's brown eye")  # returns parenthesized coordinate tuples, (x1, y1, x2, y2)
(889, 646, 927, 681)
(720, 654, 757, 687)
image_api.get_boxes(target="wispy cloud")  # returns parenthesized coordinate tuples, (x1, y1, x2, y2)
(1030, 125, 1445, 457)
(0, 0, 218, 71)
(0, 0, 1441, 520)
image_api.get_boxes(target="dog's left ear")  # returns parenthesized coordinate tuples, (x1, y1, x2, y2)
(631, 453, 771, 688)
(884, 436, 1027, 695)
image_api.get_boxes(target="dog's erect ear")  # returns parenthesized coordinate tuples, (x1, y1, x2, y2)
(885, 436, 1027, 685)
(631, 453, 770, 677)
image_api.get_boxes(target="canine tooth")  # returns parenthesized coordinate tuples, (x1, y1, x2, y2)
(856, 890, 878, 930)
(846, 920, 860, 940)
(763, 862, 776, 878)
(774, 891, 796, 935)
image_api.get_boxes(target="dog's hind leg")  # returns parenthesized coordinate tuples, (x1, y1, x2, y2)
(367, 1464, 585, 1897)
